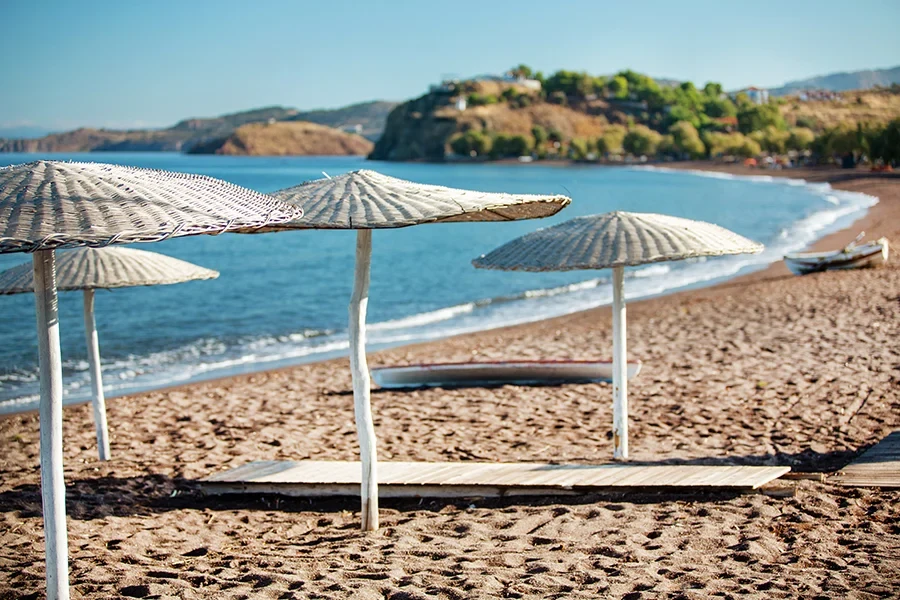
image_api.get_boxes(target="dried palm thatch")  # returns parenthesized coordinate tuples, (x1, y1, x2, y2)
(0, 246, 218, 294)
(473, 210, 764, 462)
(267, 168, 571, 533)
(0, 160, 302, 253)
(271, 169, 570, 228)
(473, 211, 764, 271)
(0, 159, 301, 599)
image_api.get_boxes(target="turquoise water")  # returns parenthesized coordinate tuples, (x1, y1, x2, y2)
(0, 154, 877, 411)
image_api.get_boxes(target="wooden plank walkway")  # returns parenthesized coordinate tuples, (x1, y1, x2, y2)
(832, 430, 900, 488)
(201, 461, 791, 498)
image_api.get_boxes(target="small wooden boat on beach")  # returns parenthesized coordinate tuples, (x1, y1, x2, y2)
(784, 234, 889, 276)
(371, 359, 642, 389)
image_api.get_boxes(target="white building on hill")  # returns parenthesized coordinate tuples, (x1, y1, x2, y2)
(744, 87, 770, 105)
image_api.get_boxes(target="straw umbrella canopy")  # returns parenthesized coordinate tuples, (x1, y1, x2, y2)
(0, 160, 301, 600)
(271, 169, 571, 531)
(0, 246, 220, 461)
(473, 211, 764, 460)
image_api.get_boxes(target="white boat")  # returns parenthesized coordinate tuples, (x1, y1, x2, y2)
(371, 359, 642, 389)
(784, 234, 889, 276)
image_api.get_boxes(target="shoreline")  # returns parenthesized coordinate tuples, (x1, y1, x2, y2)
(2, 164, 897, 597)
(0, 163, 892, 416)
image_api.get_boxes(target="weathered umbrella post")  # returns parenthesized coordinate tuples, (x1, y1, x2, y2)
(611, 264, 628, 458)
(270, 170, 571, 530)
(473, 211, 764, 460)
(0, 160, 300, 600)
(0, 247, 220, 460)
(82, 288, 109, 458)
(349, 228, 376, 527)
(32, 249, 66, 597)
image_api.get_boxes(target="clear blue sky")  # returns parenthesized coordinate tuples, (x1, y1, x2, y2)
(3, 0, 899, 130)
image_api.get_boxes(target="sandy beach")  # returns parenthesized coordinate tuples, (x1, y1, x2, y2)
(1, 165, 898, 599)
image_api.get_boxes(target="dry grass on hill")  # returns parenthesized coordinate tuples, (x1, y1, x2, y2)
(449, 103, 608, 140)
(213, 121, 374, 156)
(782, 89, 900, 129)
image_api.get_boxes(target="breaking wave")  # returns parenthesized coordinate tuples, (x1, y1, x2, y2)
(0, 168, 878, 414)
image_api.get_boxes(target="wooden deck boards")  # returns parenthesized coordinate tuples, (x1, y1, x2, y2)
(832, 431, 900, 488)
(201, 460, 791, 498)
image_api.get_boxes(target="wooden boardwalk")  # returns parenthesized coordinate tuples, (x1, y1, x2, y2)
(201, 461, 791, 498)
(832, 430, 900, 488)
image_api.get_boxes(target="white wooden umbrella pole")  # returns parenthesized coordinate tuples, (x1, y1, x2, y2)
(82, 289, 110, 461)
(348, 229, 378, 531)
(33, 250, 70, 600)
(611, 265, 629, 460)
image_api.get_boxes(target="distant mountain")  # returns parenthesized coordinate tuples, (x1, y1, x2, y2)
(170, 106, 300, 134)
(0, 101, 397, 153)
(770, 66, 900, 96)
(285, 101, 399, 141)
(0, 126, 54, 139)
(187, 121, 374, 156)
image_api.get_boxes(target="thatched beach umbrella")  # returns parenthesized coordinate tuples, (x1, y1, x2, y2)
(0, 160, 301, 600)
(473, 211, 764, 460)
(271, 169, 571, 531)
(0, 246, 219, 461)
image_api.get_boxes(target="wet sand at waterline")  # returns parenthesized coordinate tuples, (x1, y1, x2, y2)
(1, 167, 898, 598)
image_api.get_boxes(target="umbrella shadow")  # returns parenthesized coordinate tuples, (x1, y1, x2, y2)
(0, 473, 747, 521)
(0, 446, 865, 521)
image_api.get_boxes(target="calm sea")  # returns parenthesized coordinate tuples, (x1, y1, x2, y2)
(0, 154, 876, 412)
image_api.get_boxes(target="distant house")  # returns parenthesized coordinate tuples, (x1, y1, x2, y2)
(502, 72, 542, 91)
(342, 124, 363, 135)
(743, 87, 770, 105)
(455, 97, 467, 111)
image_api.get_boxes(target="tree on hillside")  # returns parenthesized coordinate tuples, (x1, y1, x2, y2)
(736, 136, 762, 158)
(703, 96, 738, 118)
(666, 105, 701, 129)
(501, 88, 516, 100)
(532, 125, 548, 147)
(549, 90, 568, 106)
(596, 125, 627, 155)
(869, 118, 900, 164)
(468, 93, 499, 107)
(737, 103, 785, 134)
(510, 64, 533, 79)
(623, 125, 662, 156)
(547, 128, 564, 144)
(703, 131, 760, 158)
(490, 133, 532, 158)
(750, 125, 790, 154)
(668, 121, 706, 158)
(506, 134, 532, 157)
(812, 123, 861, 158)
(544, 70, 595, 98)
(450, 130, 492, 157)
(608, 76, 629, 100)
(569, 137, 591, 160)
(617, 70, 660, 101)
(786, 127, 816, 151)
(703, 82, 724, 98)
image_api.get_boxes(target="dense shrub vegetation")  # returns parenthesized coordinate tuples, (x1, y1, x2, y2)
(449, 65, 900, 165)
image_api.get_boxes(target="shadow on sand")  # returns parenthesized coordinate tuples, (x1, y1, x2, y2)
(0, 446, 873, 522)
